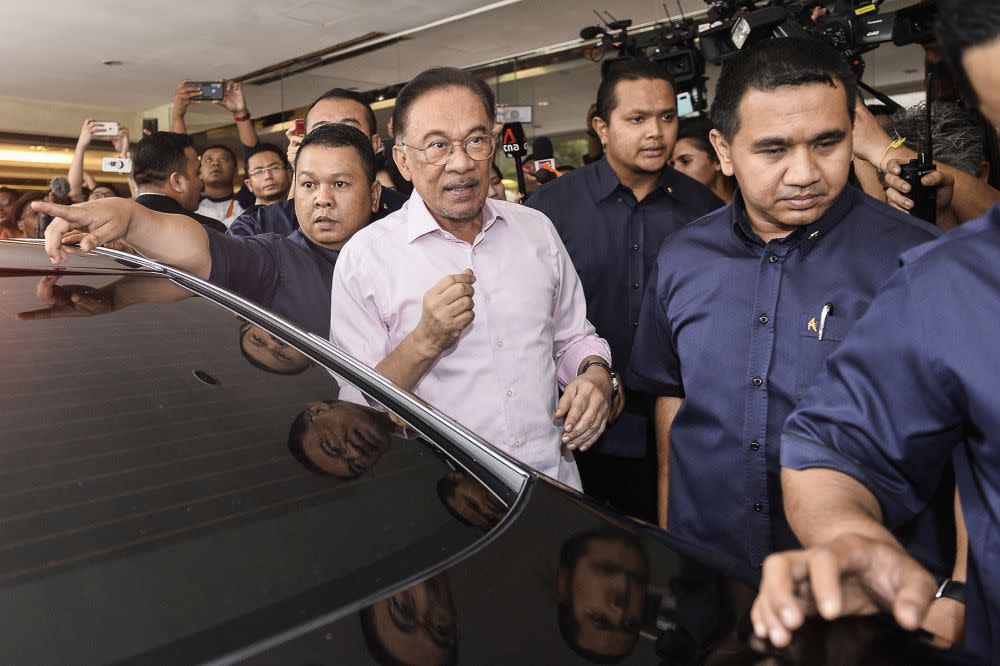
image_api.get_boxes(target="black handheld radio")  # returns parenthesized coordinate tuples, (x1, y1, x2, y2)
(897, 72, 937, 225)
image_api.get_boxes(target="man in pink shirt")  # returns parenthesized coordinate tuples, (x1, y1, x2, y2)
(330, 67, 618, 488)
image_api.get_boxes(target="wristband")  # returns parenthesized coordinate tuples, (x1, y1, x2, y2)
(877, 136, 907, 174)
(934, 578, 966, 604)
(233, 111, 251, 122)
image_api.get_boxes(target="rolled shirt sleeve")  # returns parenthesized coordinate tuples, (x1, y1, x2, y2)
(543, 218, 612, 387)
(206, 232, 281, 309)
(781, 264, 962, 530)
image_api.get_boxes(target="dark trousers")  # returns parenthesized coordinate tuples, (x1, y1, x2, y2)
(575, 449, 657, 524)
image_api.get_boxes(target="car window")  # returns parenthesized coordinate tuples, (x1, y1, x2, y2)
(0, 268, 509, 664)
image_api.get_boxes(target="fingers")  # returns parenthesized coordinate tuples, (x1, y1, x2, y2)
(886, 557, 936, 630)
(43, 217, 72, 264)
(36, 275, 61, 303)
(433, 270, 476, 293)
(753, 552, 810, 647)
(806, 546, 844, 619)
(554, 383, 575, 420)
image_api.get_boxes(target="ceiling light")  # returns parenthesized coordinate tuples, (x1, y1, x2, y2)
(536, 100, 550, 107)
(0, 149, 74, 165)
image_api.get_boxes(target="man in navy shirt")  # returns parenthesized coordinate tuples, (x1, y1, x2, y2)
(626, 38, 949, 571)
(751, 1, 1000, 660)
(36, 123, 381, 340)
(229, 88, 405, 238)
(528, 58, 722, 522)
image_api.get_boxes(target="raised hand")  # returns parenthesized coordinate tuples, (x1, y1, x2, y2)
(413, 269, 476, 356)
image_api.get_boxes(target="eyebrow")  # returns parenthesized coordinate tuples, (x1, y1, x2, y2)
(752, 128, 848, 149)
(418, 123, 490, 144)
(622, 106, 676, 116)
(298, 169, 354, 177)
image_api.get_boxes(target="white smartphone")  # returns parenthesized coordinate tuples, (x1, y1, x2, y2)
(92, 121, 120, 138)
(101, 157, 132, 173)
(676, 92, 694, 118)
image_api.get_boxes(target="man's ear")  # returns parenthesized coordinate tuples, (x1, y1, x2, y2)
(709, 129, 736, 177)
(370, 179, 382, 214)
(592, 114, 610, 147)
(393, 144, 413, 183)
(244, 178, 253, 194)
(556, 568, 570, 603)
(168, 171, 186, 194)
(370, 133, 383, 156)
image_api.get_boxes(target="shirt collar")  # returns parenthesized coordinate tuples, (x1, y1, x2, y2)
(594, 155, 682, 204)
(730, 186, 857, 257)
(404, 189, 504, 244)
(289, 228, 340, 269)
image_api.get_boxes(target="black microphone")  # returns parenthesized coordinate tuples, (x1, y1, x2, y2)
(531, 137, 554, 161)
(580, 26, 606, 40)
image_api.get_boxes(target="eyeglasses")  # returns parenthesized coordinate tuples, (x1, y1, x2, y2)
(398, 134, 496, 166)
(248, 164, 288, 178)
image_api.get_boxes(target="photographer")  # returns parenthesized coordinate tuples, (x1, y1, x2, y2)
(67, 118, 129, 202)
(171, 80, 258, 224)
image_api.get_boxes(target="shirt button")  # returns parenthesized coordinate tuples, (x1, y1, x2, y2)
(752, 376, 763, 387)
(505, 389, 513, 397)
(513, 439, 522, 448)
(617, 197, 623, 204)
(632, 243, 640, 251)
(496, 340, 503, 348)
(632, 282, 640, 289)
(633, 321, 639, 328)
(753, 503, 764, 512)
(768, 255, 779, 263)
(750, 440, 760, 451)
(758, 314, 768, 325)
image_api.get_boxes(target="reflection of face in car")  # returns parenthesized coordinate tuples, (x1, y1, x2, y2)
(557, 532, 649, 662)
(239, 323, 311, 375)
(436, 470, 505, 531)
(288, 400, 392, 479)
(361, 574, 458, 666)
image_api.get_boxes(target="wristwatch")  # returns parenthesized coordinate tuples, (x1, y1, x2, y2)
(579, 360, 619, 400)
(934, 578, 966, 604)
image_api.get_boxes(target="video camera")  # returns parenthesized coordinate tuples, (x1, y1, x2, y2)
(700, 1, 937, 67)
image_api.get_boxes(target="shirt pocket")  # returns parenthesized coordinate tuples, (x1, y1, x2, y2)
(795, 311, 856, 398)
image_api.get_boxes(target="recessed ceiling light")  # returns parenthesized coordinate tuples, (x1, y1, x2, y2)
(537, 100, 551, 107)
(102, 59, 124, 66)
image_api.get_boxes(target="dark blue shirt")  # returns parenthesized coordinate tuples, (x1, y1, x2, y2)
(207, 229, 339, 337)
(781, 204, 1000, 663)
(527, 157, 723, 458)
(226, 187, 408, 238)
(626, 186, 946, 568)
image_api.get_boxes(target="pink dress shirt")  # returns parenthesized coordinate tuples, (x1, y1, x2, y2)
(329, 191, 612, 489)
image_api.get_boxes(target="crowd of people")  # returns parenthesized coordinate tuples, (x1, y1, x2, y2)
(12, 0, 1000, 660)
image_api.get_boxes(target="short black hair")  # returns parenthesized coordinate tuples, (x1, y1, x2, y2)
(392, 67, 495, 141)
(132, 131, 194, 187)
(5, 191, 45, 235)
(201, 143, 238, 166)
(556, 530, 649, 664)
(238, 323, 309, 375)
(307, 88, 378, 137)
(710, 37, 857, 141)
(246, 142, 291, 171)
(676, 117, 716, 159)
(286, 400, 362, 479)
(297, 123, 377, 184)
(360, 598, 458, 666)
(596, 58, 675, 122)
(936, 0, 1000, 106)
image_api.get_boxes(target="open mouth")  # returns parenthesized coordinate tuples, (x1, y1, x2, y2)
(443, 180, 479, 197)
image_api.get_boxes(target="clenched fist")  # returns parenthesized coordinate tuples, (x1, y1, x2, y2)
(414, 269, 476, 356)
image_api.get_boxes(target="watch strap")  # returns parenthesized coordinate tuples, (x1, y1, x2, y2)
(935, 578, 966, 604)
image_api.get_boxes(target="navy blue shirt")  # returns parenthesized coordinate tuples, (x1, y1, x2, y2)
(782, 204, 1000, 663)
(226, 187, 408, 238)
(207, 229, 339, 337)
(527, 157, 723, 458)
(626, 186, 946, 568)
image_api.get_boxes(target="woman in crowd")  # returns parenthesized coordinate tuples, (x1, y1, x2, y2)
(670, 117, 735, 204)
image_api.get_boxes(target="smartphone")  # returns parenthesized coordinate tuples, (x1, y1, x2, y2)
(294, 118, 306, 137)
(190, 81, 224, 101)
(142, 117, 158, 135)
(101, 157, 132, 174)
(92, 121, 120, 137)
(676, 92, 694, 118)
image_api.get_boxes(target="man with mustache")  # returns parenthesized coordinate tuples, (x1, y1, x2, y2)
(35, 123, 380, 339)
(527, 58, 722, 523)
(329, 67, 615, 488)
(626, 38, 949, 572)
